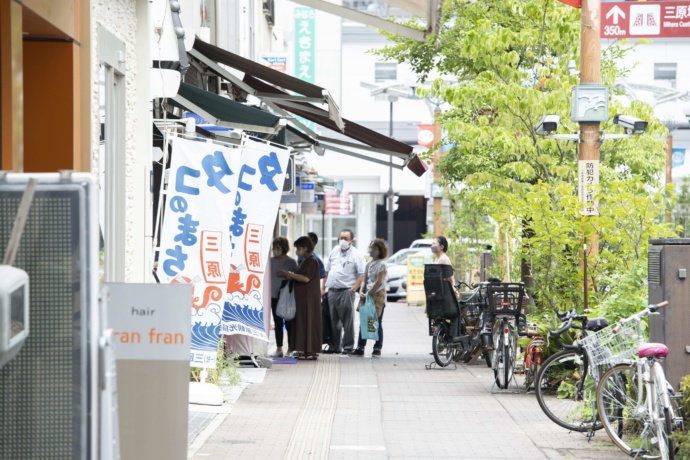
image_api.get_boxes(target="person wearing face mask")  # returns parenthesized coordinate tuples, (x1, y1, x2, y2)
(277, 236, 323, 359)
(322, 229, 366, 354)
(349, 238, 388, 358)
(270, 237, 298, 357)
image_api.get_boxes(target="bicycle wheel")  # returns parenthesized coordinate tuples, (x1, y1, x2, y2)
(432, 324, 454, 367)
(502, 329, 516, 388)
(534, 349, 602, 432)
(493, 329, 505, 388)
(597, 364, 665, 459)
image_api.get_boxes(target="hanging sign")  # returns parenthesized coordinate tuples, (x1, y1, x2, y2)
(417, 123, 435, 149)
(220, 136, 290, 341)
(672, 148, 686, 168)
(158, 137, 243, 368)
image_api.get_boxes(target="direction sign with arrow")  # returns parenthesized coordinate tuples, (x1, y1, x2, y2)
(606, 5, 625, 25)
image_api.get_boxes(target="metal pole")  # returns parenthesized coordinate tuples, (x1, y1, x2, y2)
(388, 99, 394, 253)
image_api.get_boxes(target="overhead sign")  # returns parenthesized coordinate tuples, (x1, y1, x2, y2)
(300, 181, 315, 203)
(601, 2, 690, 38)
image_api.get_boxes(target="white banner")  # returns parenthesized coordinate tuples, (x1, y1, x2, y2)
(221, 137, 290, 340)
(158, 137, 242, 368)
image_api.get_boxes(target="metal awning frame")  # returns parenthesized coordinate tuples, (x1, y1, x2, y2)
(318, 142, 405, 170)
(189, 48, 345, 131)
(169, 93, 283, 135)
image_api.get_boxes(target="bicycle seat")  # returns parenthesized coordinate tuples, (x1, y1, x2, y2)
(585, 317, 608, 332)
(638, 343, 669, 359)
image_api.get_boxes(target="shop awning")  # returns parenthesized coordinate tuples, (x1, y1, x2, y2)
(190, 39, 344, 131)
(187, 41, 429, 177)
(287, 0, 443, 42)
(168, 82, 284, 135)
(239, 75, 428, 176)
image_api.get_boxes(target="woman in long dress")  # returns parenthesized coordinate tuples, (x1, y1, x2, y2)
(277, 235, 323, 359)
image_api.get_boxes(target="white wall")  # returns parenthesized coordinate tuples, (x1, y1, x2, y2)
(92, 0, 148, 282)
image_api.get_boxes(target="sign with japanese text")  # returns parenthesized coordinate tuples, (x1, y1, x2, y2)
(601, 1, 690, 38)
(406, 255, 426, 305)
(294, 7, 316, 132)
(158, 137, 243, 368)
(578, 160, 600, 216)
(220, 136, 290, 340)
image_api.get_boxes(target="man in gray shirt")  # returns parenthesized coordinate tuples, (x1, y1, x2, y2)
(322, 228, 366, 354)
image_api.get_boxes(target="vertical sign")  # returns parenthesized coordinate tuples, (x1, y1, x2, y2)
(221, 137, 290, 339)
(158, 138, 242, 368)
(578, 160, 599, 216)
(294, 7, 316, 131)
(406, 255, 426, 305)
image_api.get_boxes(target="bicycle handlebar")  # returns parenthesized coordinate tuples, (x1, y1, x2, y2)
(548, 308, 589, 349)
(612, 301, 668, 333)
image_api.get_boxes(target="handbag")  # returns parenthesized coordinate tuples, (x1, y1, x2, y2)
(276, 280, 296, 321)
(359, 293, 379, 341)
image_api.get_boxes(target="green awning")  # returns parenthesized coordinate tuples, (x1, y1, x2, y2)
(169, 82, 283, 134)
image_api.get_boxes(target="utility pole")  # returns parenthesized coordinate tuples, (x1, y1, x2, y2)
(388, 98, 396, 253)
(579, 0, 602, 258)
(432, 107, 444, 236)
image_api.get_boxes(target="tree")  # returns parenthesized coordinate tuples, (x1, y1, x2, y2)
(377, 0, 675, 314)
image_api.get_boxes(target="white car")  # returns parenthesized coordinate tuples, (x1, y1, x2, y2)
(385, 247, 433, 301)
(409, 238, 433, 248)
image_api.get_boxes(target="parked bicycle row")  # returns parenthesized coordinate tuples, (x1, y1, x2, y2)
(422, 266, 685, 460)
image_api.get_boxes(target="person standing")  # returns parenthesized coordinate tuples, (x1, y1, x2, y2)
(270, 237, 297, 357)
(278, 236, 323, 359)
(322, 229, 365, 354)
(350, 238, 388, 358)
(298, 232, 326, 279)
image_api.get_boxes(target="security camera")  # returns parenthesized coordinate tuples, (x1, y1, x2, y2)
(535, 115, 561, 136)
(613, 114, 648, 134)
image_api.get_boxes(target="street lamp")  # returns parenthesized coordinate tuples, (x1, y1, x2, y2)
(360, 81, 418, 253)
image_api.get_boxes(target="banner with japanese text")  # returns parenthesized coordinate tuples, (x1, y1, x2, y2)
(220, 136, 290, 341)
(158, 137, 242, 368)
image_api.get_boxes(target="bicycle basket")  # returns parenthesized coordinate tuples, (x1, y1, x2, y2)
(578, 322, 639, 367)
(487, 283, 525, 315)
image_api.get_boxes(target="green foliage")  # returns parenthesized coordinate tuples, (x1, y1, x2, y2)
(190, 340, 241, 388)
(671, 374, 690, 459)
(377, 0, 676, 317)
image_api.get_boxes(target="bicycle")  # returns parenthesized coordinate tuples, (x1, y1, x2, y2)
(424, 264, 471, 367)
(593, 301, 684, 460)
(456, 281, 494, 367)
(522, 324, 546, 391)
(533, 308, 610, 433)
(486, 283, 525, 389)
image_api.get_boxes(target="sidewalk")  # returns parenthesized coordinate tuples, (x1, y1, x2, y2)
(188, 302, 628, 459)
